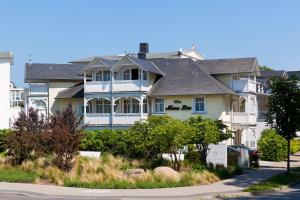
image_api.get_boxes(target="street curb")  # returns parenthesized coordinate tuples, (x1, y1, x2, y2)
(216, 179, 300, 199)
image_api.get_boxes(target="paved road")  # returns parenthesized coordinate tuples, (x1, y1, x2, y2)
(225, 182, 300, 200)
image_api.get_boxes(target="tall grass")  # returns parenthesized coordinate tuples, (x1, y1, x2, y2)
(0, 154, 220, 189)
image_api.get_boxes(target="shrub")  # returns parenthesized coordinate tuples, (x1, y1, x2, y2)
(185, 151, 200, 164)
(258, 129, 288, 161)
(227, 151, 239, 166)
(48, 105, 83, 171)
(6, 109, 46, 164)
(291, 139, 300, 154)
(80, 131, 104, 151)
(0, 129, 12, 152)
(0, 168, 39, 183)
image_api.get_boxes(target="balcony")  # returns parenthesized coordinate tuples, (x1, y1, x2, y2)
(233, 112, 256, 126)
(232, 79, 256, 93)
(84, 113, 147, 125)
(85, 80, 150, 93)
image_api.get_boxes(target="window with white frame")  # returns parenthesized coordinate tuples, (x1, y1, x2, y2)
(123, 70, 130, 80)
(95, 99, 111, 113)
(103, 70, 111, 81)
(123, 99, 130, 113)
(95, 71, 102, 81)
(194, 97, 205, 112)
(143, 99, 148, 113)
(155, 98, 165, 113)
(132, 99, 140, 113)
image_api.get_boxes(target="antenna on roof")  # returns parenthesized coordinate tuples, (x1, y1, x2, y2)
(28, 54, 32, 65)
(191, 44, 195, 49)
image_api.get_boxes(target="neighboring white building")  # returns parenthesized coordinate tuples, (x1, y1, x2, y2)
(0, 51, 13, 129)
(9, 82, 26, 127)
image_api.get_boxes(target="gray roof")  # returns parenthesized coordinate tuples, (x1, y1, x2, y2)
(70, 55, 123, 63)
(25, 63, 85, 82)
(260, 70, 287, 78)
(148, 59, 236, 96)
(55, 84, 84, 99)
(126, 56, 164, 75)
(197, 57, 259, 75)
(288, 71, 300, 80)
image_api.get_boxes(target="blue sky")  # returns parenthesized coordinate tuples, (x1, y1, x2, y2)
(1, 0, 300, 87)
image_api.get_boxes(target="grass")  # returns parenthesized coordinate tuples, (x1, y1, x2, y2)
(244, 172, 300, 192)
(0, 154, 243, 189)
(291, 139, 300, 154)
(0, 168, 39, 183)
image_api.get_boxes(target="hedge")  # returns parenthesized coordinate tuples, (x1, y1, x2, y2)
(258, 129, 287, 161)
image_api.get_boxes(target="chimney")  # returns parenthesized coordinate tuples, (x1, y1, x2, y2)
(138, 43, 149, 59)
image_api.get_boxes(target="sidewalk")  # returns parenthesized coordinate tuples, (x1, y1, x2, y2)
(0, 152, 299, 199)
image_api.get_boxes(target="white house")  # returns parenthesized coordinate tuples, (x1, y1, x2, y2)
(0, 51, 14, 129)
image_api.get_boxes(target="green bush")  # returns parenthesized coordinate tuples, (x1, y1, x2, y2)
(185, 151, 200, 164)
(258, 129, 288, 161)
(0, 129, 12, 152)
(291, 139, 300, 154)
(227, 151, 239, 166)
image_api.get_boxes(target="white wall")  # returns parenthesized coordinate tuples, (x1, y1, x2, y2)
(0, 59, 11, 129)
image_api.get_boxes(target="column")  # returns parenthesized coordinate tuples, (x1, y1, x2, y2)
(140, 95, 143, 120)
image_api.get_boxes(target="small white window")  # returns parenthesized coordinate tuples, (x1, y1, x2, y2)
(194, 97, 205, 112)
(155, 98, 165, 113)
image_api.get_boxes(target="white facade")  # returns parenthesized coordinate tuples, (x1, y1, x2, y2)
(0, 52, 13, 129)
(9, 82, 26, 127)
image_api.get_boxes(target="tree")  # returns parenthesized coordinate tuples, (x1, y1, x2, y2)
(266, 77, 300, 173)
(259, 65, 273, 71)
(6, 108, 47, 164)
(186, 115, 232, 165)
(48, 104, 83, 171)
(150, 117, 191, 171)
(128, 116, 174, 160)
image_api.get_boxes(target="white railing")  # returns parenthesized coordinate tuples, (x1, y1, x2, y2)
(84, 114, 110, 125)
(233, 112, 256, 125)
(84, 80, 150, 93)
(232, 79, 256, 93)
(85, 81, 111, 93)
(84, 113, 148, 125)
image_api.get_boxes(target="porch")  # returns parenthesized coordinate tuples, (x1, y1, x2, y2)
(83, 97, 148, 126)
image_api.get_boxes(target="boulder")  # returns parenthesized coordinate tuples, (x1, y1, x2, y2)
(153, 166, 180, 181)
(124, 168, 145, 178)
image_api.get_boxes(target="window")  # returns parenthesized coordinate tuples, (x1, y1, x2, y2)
(103, 70, 111, 81)
(95, 71, 102, 81)
(132, 99, 140, 113)
(123, 99, 130, 113)
(95, 99, 111, 113)
(143, 99, 148, 113)
(194, 97, 205, 112)
(143, 71, 147, 80)
(155, 98, 164, 113)
(123, 70, 130, 80)
(131, 69, 139, 80)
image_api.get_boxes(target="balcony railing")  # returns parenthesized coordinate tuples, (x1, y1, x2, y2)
(233, 112, 256, 125)
(232, 79, 256, 93)
(85, 80, 150, 93)
(84, 113, 148, 125)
